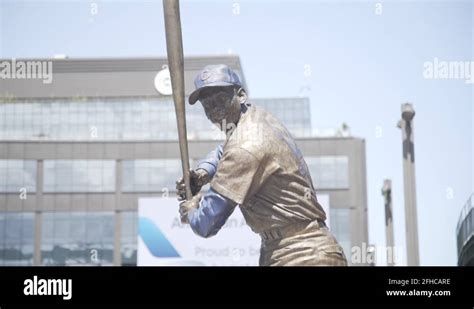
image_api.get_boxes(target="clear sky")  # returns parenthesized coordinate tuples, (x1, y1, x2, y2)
(1, 0, 472, 265)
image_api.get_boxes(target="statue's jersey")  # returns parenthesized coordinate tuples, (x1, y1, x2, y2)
(210, 104, 347, 266)
(211, 104, 327, 233)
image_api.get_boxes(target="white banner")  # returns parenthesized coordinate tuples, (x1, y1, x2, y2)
(137, 194, 330, 266)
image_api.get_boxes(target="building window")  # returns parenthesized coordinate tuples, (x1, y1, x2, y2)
(121, 211, 137, 266)
(306, 156, 349, 189)
(471, 209, 474, 238)
(0, 98, 312, 141)
(41, 212, 114, 266)
(0, 212, 35, 266)
(0, 98, 220, 141)
(254, 98, 312, 137)
(0, 160, 36, 193)
(43, 160, 115, 193)
(329, 208, 351, 259)
(459, 209, 473, 251)
(122, 159, 181, 193)
(467, 210, 472, 241)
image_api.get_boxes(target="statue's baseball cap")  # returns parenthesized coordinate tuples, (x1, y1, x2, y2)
(188, 64, 242, 105)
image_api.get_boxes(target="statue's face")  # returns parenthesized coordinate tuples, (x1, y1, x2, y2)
(198, 86, 242, 131)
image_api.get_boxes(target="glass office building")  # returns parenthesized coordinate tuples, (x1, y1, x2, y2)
(456, 193, 474, 266)
(0, 56, 368, 266)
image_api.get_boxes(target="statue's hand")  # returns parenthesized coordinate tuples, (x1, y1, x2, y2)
(179, 192, 203, 224)
(176, 169, 210, 201)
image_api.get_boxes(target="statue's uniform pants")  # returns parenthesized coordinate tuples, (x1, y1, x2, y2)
(259, 220, 348, 266)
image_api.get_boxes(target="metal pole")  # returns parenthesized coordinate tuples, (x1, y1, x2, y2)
(397, 103, 420, 266)
(382, 179, 395, 266)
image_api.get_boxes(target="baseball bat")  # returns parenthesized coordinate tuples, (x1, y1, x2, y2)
(163, 0, 192, 201)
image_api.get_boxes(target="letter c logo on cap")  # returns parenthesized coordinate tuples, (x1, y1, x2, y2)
(200, 70, 210, 81)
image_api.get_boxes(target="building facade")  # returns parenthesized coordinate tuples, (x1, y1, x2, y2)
(0, 56, 368, 266)
(457, 193, 474, 266)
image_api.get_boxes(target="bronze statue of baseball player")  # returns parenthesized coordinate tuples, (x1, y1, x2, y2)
(176, 64, 348, 266)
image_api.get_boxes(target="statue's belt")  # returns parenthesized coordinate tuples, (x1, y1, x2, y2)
(259, 219, 327, 242)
